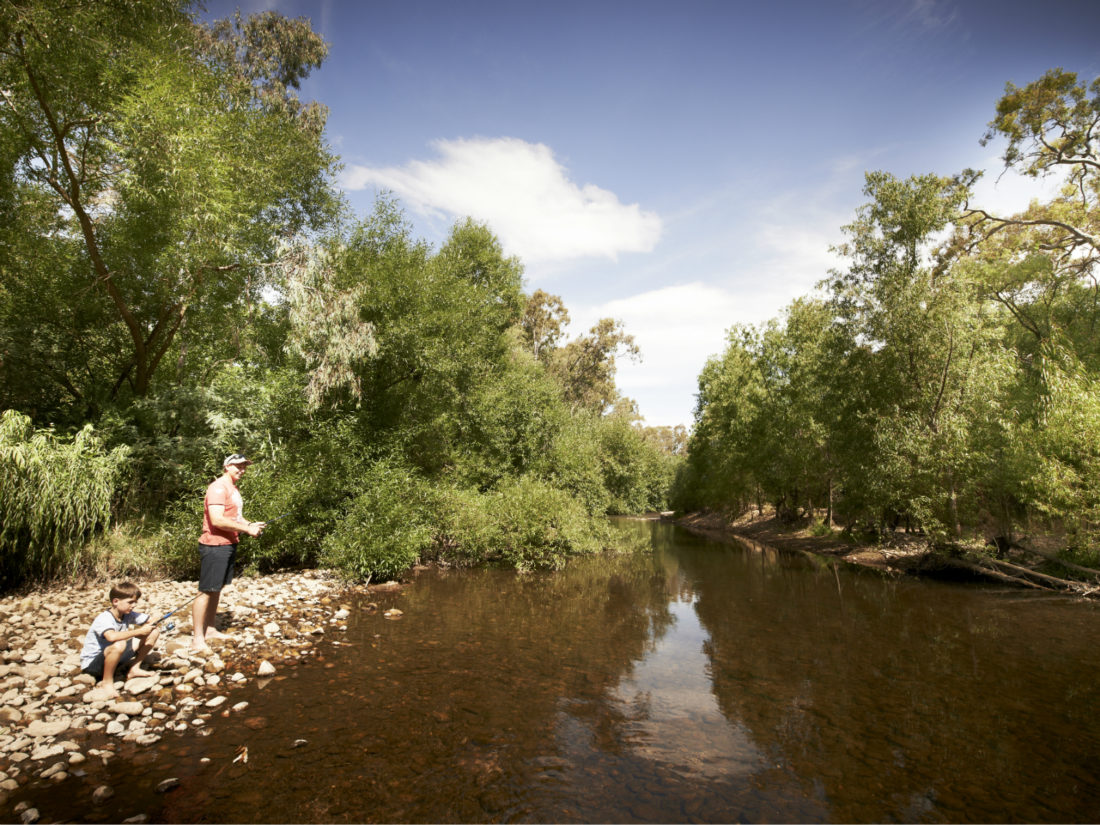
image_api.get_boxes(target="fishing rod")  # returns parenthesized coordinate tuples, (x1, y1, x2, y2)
(136, 592, 201, 631)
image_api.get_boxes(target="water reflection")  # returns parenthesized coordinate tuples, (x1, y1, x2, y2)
(17, 519, 1100, 823)
(612, 599, 762, 780)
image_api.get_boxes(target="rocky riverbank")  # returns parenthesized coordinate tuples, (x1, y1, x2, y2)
(0, 569, 377, 824)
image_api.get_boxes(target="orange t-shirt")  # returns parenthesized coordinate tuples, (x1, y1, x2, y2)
(200, 474, 244, 545)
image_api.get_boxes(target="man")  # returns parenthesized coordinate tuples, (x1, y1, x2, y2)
(193, 454, 265, 651)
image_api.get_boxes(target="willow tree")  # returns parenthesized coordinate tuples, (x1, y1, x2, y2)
(0, 0, 336, 419)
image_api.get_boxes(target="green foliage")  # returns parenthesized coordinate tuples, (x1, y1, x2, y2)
(0, 5, 675, 586)
(436, 477, 607, 572)
(0, 410, 129, 586)
(320, 459, 437, 581)
(0, 0, 336, 415)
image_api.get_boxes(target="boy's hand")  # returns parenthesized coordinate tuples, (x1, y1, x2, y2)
(133, 623, 153, 638)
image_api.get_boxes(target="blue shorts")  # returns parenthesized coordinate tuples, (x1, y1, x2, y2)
(81, 642, 136, 681)
(198, 543, 237, 592)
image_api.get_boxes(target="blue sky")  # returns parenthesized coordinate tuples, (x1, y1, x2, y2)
(205, 0, 1100, 427)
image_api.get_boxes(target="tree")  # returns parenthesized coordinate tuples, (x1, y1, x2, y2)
(967, 68, 1099, 272)
(520, 289, 569, 362)
(548, 317, 640, 414)
(830, 171, 1011, 538)
(0, 0, 336, 418)
(959, 69, 1100, 370)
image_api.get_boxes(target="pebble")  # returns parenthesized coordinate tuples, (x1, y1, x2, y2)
(19, 807, 38, 823)
(156, 777, 180, 793)
(0, 569, 355, 812)
(92, 784, 115, 804)
(25, 720, 69, 738)
(110, 701, 144, 716)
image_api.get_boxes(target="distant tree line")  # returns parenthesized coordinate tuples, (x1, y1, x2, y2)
(674, 68, 1100, 568)
(0, 0, 678, 587)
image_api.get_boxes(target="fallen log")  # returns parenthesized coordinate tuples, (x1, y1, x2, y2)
(973, 556, 1100, 596)
(1012, 542, 1100, 580)
(968, 559, 1054, 591)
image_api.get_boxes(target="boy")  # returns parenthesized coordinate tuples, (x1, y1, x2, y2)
(80, 582, 160, 697)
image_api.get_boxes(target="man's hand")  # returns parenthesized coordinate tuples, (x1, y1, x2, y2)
(245, 521, 266, 537)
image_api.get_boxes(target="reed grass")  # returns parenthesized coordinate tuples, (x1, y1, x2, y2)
(0, 410, 129, 587)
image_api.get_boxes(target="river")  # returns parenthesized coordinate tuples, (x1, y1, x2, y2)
(17, 519, 1100, 822)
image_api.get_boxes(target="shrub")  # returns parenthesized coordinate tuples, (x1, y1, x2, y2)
(0, 410, 129, 587)
(319, 458, 436, 581)
(437, 476, 607, 571)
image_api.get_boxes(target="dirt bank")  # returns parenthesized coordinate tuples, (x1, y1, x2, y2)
(672, 510, 1100, 597)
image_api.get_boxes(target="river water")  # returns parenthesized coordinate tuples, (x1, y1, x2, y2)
(19, 519, 1100, 822)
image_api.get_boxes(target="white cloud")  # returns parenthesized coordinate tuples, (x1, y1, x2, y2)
(569, 282, 777, 428)
(340, 137, 662, 264)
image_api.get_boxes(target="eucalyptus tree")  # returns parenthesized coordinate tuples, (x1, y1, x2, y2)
(830, 171, 1012, 539)
(0, 0, 336, 420)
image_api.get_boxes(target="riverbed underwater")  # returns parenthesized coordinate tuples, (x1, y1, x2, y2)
(12, 519, 1100, 823)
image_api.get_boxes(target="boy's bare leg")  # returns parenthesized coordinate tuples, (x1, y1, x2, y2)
(129, 628, 160, 677)
(99, 642, 126, 697)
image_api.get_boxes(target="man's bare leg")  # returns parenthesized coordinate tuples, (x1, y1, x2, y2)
(191, 592, 216, 650)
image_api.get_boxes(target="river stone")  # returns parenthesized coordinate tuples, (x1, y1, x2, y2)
(83, 687, 114, 703)
(125, 676, 158, 695)
(156, 777, 179, 793)
(0, 707, 22, 724)
(110, 701, 144, 716)
(92, 784, 115, 804)
(26, 718, 70, 738)
(29, 744, 63, 761)
(257, 660, 275, 677)
(122, 816, 150, 824)
(68, 752, 85, 765)
(19, 807, 38, 823)
(21, 652, 40, 664)
(106, 721, 125, 735)
(262, 622, 280, 636)
(205, 696, 226, 709)
(203, 658, 225, 675)
(39, 761, 66, 779)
